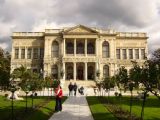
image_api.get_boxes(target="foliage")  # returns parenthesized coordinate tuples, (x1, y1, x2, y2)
(115, 66, 129, 92)
(0, 47, 10, 90)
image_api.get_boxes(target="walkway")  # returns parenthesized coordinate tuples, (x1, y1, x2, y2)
(48, 96, 94, 120)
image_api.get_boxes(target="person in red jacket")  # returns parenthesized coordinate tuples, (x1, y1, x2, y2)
(55, 85, 63, 112)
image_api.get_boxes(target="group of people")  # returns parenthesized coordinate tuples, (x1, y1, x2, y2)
(68, 82, 84, 96)
(54, 82, 85, 112)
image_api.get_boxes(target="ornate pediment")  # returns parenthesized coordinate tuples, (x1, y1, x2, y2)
(63, 25, 98, 34)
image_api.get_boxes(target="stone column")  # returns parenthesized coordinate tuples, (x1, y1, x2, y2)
(126, 48, 128, 59)
(63, 62, 66, 80)
(95, 39, 98, 56)
(133, 49, 135, 59)
(74, 62, 77, 80)
(85, 62, 87, 80)
(74, 38, 76, 56)
(58, 63, 61, 79)
(19, 47, 21, 59)
(85, 38, 87, 56)
(25, 47, 27, 59)
(139, 48, 141, 59)
(64, 38, 66, 57)
(95, 62, 99, 80)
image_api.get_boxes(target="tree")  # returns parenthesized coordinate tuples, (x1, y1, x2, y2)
(0, 47, 10, 91)
(11, 66, 32, 111)
(115, 66, 129, 94)
(103, 76, 115, 99)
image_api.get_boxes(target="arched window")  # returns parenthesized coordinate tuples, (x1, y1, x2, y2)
(103, 65, 109, 78)
(102, 41, 109, 58)
(77, 42, 84, 54)
(87, 42, 94, 54)
(52, 65, 58, 79)
(51, 41, 59, 57)
(66, 42, 74, 54)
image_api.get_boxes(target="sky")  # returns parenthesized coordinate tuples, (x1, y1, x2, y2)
(0, 0, 160, 55)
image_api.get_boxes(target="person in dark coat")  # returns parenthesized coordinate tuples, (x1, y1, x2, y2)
(78, 86, 84, 95)
(68, 82, 73, 96)
(73, 82, 77, 96)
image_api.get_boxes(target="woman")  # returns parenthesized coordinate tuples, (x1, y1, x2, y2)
(55, 85, 63, 112)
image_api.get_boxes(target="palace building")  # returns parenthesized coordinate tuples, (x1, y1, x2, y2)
(11, 24, 148, 81)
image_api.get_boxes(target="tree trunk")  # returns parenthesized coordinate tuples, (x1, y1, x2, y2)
(130, 90, 133, 119)
(141, 91, 147, 120)
(32, 91, 34, 109)
(25, 92, 28, 112)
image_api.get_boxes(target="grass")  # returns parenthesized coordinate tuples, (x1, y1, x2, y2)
(0, 95, 67, 120)
(26, 96, 67, 120)
(105, 96, 160, 120)
(87, 96, 117, 120)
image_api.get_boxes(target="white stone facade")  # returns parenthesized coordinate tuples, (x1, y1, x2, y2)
(11, 25, 148, 81)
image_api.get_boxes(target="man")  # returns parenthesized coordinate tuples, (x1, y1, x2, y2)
(68, 82, 73, 96)
(55, 85, 63, 112)
(73, 82, 77, 96)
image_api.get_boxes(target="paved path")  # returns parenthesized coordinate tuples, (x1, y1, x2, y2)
(48, 96, 94, 120)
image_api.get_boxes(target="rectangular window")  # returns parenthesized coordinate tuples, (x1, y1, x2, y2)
(21, 48, 25, 59)
(129, 49, 133, 59)
(141, 49, 145, 59)
(135, 49, 139, 59)
(15, 48, 19, 59)
(27, 48, 32, 59)
(122, 49, 127, 59)
(116, 49, 120, 59)
(33, 48, 38, 59)
(40, 48, 44, 59)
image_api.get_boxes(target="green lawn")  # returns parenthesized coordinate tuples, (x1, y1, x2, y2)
(0, 95, 66, 120)
(106, 96, 160, 120)
(87, 96, 117, 120)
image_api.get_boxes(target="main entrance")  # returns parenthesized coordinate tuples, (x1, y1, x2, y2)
(65, 62, 96, 80)
(77, 63, 84, 80)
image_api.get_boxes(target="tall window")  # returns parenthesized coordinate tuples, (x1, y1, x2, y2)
(87, 42, 94, 54)
(77, 42, 84, 54)
(66, 42, 74, 54)
(52, 41, 59, 57)
(122, 49, 127, 59)
(102, 41, 109, 58)
(141, 49, 145, 59)
(135, 49, 139, 59)
(116, 49, 120, 59)
(52, 65, 58, 79)
(21, 48, 25, 59)
(27, 48, 32, 59)
(33, 48, 38, 59)
(129, 49, 133, 59)
(67, 66, 73, 79)
(40, 48, 44, 59)
(15, 48, 19, 59)
(103, 65, 109, 78)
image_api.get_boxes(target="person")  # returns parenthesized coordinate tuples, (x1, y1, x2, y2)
(73, 82, 77, 96)
(78, 86, 84, 95)
(54, 85, 63, 112)
(68, 82, 73, 96)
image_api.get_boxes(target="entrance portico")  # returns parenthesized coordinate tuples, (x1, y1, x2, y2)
(64, 62, 96, 81)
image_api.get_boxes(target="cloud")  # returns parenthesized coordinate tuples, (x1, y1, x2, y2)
(0, 0, 160, 54)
